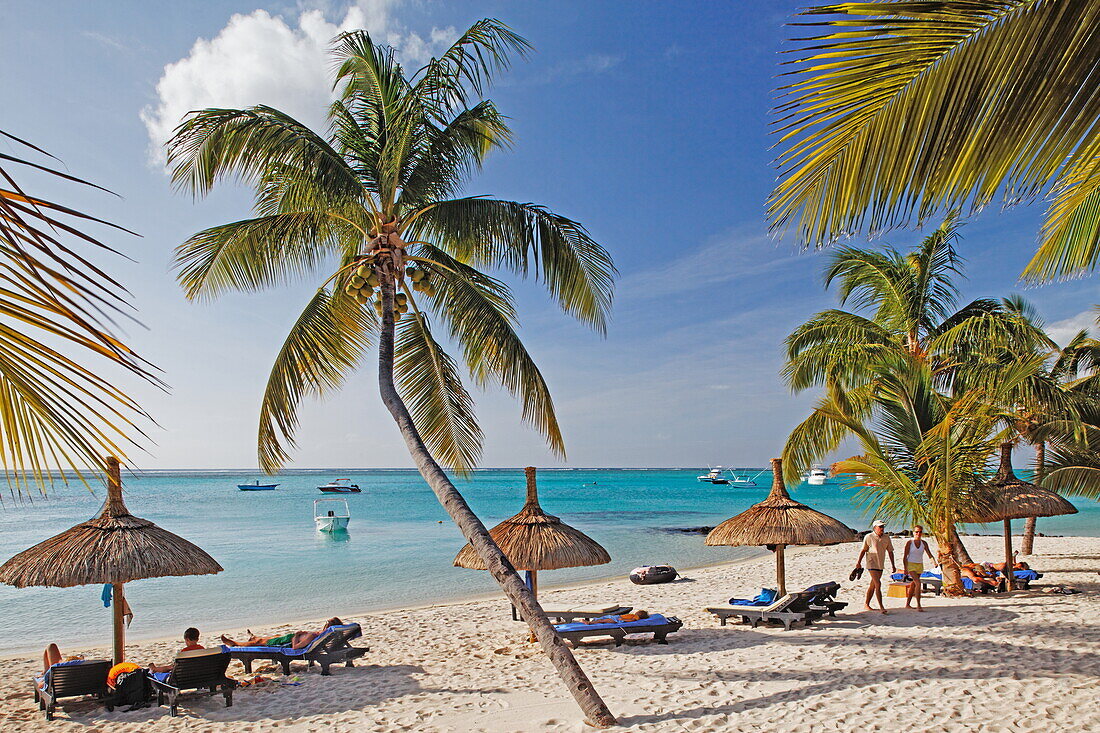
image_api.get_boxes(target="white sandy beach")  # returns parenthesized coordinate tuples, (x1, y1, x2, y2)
(3, 535, 1099, 732)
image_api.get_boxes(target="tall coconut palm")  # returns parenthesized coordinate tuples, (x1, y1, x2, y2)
(783, 219, 1051, 483)
(828, 353, 1040, 594)
(767, 1, 1100, 281)
(166, 23, 617, 727)
(0, 131, 152, 495)
(782, 221, 1051, 579)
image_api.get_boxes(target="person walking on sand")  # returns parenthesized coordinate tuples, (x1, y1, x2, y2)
(902, 526, 937, 611)
(855, 520, 896, 614)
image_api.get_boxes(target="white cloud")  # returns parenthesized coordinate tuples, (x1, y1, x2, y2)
(1046, 308, 1098, 346)
(141, 0, 455, 164)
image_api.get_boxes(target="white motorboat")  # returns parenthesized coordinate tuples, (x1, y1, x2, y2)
(314, 497, 351, 532)
(806, 466, 829, 485)
(318, 478, 361, 493)
(697, 467, 731, 484)
(728, 469, 768, 487)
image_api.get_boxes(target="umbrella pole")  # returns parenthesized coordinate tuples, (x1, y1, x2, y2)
(776, 545, 786, 597)
(1004, 519, 1014, 592)
(112, 583, 126, 665)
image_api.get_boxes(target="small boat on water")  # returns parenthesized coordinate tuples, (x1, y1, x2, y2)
(238, 480, 278, 491)
(805, 466, 829, 485)
(314, 497, 351, 532)
(697, 467, 731, 485)
(318, 478, 361, 493)
(629, 565, 679, 585)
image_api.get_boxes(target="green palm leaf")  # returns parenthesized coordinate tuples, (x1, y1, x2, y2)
(769, 1, 1100, 280)
(258, 286, 375, 473)
(394, 310, 482, 471)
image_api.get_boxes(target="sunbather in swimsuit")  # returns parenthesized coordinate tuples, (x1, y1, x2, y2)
(960, 564, 999, 591)
(221, 617, 342, 649)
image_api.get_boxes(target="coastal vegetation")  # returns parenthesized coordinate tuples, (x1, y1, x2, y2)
(0, 131, 151, 495)
(768, 1, 1100, 281)
(780, 221, 1063, 591)
(166, 21, 617, 726)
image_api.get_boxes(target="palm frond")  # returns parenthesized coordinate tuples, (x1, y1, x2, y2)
(410, 197, 615, 332)
(258, 285, 376, 473)
(415, 244, 564, 456)
(0, 134, 153, 494)
(768, 0, 1100, 280)
(394, 310, 482, 472)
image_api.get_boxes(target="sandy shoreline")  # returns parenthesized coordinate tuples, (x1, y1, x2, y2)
(3, 535, 1098, 731)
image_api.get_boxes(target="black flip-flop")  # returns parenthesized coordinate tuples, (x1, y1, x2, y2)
(849, 567, 864, 581)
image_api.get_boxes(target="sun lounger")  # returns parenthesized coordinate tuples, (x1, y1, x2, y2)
(803, 582, 847, 618)
(149, 648, 234, 717)
(707, 591, 817, 630)
(33, 659, 111, 720)
(511, 604, 632, 622)
(993, 568, 1043, 589)
(553, 614, 683, 646)
(225, 623, 367, 675)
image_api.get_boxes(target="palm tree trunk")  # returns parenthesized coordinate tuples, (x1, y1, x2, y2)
(1021, 442, 1044, 555)
(935, 528, 966, 596)
(949, 524, 973, 564)
(375, 276, 617, 728)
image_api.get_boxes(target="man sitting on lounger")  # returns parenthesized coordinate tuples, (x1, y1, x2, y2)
(220, 618, 343, 649)
(148, 627, 204, 675)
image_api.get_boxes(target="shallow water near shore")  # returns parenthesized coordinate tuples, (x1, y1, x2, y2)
(1, 467, 1095, 654)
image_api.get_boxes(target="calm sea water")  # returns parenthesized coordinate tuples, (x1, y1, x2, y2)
(1, 468, 1096, 654)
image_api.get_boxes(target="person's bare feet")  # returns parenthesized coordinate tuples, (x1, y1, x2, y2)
(916, 606, 924, 612)
(880, 608, 888, 615)
(863, 605, 874, 612)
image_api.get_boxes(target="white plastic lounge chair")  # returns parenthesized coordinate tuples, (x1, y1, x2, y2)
(706, 591, 816, 631)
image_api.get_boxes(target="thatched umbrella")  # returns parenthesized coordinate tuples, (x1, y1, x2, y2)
(454, 466, 609, 601)
(706, 457, 858, 595)
(960, 443, 1077, 590)
(0, 457, 222, 664)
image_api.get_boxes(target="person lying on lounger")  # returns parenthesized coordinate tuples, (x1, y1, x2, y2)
(148, 627, 204, 674)
(41, 644, 82, 673)
(960, 564, 999, 591)
(579, 610, 649, 624)
(220, 618, 343, 649)
(991, 560, 1030, 573)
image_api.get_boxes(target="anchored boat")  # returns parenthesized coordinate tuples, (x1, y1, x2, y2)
(629, 565, 678, 585)
(697, 467, 731, 485)
(238, 480, 278, 491)
(318, 478, 361, 493)
(314, 497, 351, 532)
(805, 466, 829, 485)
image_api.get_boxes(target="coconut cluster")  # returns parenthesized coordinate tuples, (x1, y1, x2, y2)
(406, 266, 436, 297)
(344, 261, 380, 304)
(342, 257, 437, 320)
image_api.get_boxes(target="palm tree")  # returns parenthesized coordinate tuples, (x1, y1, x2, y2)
(825, 355, 1037, 594)
(781, 221, 1051, 580)
(767, 1, 1100, 281)
(166, 23, 617, 727)
(783, 219, 1051, 483)
(0, 130, 152, 495)
(1011, 329, 1100, 553)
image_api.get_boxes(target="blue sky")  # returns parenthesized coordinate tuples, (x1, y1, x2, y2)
(2, 1, 1096, 469)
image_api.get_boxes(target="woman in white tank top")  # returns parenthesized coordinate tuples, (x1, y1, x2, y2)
(902, 526, 937, 611)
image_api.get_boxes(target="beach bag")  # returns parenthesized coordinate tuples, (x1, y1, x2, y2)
(110, 667, 150, 710)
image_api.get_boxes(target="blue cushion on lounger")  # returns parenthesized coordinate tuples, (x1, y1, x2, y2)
(728, 588, 777, 606)
(554, 614, 669, 634)
(1014, 569, 1041, 581)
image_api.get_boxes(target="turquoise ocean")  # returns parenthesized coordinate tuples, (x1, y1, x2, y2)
(1, 468, 1096, 654)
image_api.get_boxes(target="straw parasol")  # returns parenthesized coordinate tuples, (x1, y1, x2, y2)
(960, 443, 1077, 590)
(706, 457, 858, 595)
(0, 456, 222, 664)
(454, 466, 609, 601)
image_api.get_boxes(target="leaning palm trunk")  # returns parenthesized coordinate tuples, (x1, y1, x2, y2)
(375, 277, 616, 728)
(934, 528, 966, 596)
(1021, 442, 1045, 555)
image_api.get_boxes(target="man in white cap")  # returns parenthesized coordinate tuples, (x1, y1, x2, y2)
(855, 520, 896, 614)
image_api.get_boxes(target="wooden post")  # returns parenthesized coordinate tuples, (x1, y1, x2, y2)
(1003, 519, 1014, 591)
(112, 583, 125, 665)
(776, 544, 786, 596)
(526, 570, 539, 643)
